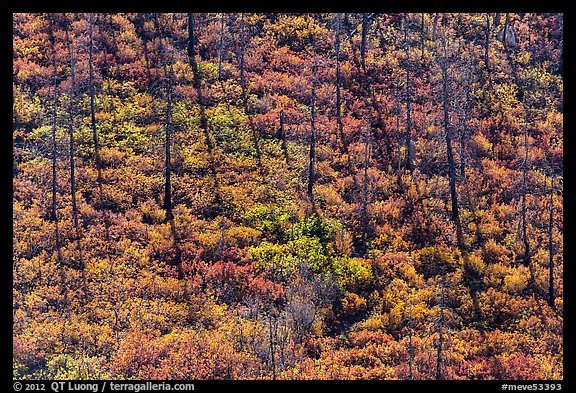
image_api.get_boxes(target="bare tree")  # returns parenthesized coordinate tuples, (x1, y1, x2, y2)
(237, 13, 262, 169)
(307, 54, 318, 210)
(87, 14, 110, 242)
(485, 13, 490, 71)
(361, 13, 369, 72)
(520, 108, 531, 270)
(439, 32, 464, 251)
(361, 127, 371, 255)
(436, 276, 446, 380)
(47, 15, 62, 266)
(163, 55, 174, 222)
(217, 13, 225, 80)
(334, 13, 347, 154)
(404, 13, 414, 171)
(459, 61, 472, 180)
(420, 13, 426, 59)
(502, 13, 509, 46)
(278, 109, 289, 162)
(494, 13, 501, 27)
(65, 22, 84, 270)
(188, 13, 213, 155)
(432, 13, 439, 40)
(548, 175, 555, 308)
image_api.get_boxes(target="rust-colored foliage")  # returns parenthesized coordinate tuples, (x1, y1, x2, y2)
(13, 13, 562, 380)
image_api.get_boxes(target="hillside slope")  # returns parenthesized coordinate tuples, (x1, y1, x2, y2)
(13, 13, 563, 380)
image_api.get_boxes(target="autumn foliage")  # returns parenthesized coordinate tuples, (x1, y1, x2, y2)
(13, 13, 562, 380)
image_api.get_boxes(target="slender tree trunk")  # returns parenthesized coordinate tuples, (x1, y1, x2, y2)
(361, 127, 370, 255)
(344, 13, 362, 72)
(433, 13, 439, 40)
(278, 110, 289, 162)
(335, 14, 347, 154)
(396, 90, 402, 172)
(548, 175, 555, 308)
(164, 67, 173, 221)
(527, 13, 533, 48)
(307, 56, 317, 210)
(361, 13, 368, 72)
(65, 25, 84, 270)
(153, 13, 164, 82)
(557, 45, 563, 77)
(48, 16, 62, 265)
(436, 277, 445, 380)
(460, 83, 470, 179)
(420, 13, 425, 59)
(502, 13, 509, 46)
(108, 14, 118, 62)
(236, 13, 262, 169)
(441, 46, 464, 250)
(494, 13, 501, 27)
(88, 15, 110, 242)
(239, 13, 246, 94)
(407, 325, 414, 380)
(188, 13, 213, 155)
(218, 13, 225, 80)
(485, 13, 490, 71)
(521, 118, 531, 268)
(269, 316, 277, 380)
(404, 14, 413, 171)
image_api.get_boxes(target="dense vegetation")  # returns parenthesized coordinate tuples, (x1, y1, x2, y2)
(13, 13, 563, 380)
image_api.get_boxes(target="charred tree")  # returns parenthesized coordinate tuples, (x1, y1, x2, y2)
(48, 15, 62, 265)
(520, 113, 531, 269)
(361, 13, 369, 72)
(420, 13, 426, 59)
(404, 13, 414, 171)
(307, 55, 318, 210)
(65, 24, 84, 270)
(188, 13, 213, 156)
(278, 110, 289, 162)
(436, 277, 446, 380)
(440, 35, 464, 251)
(88, 15, 109, 242)
(548, 175, 555, 308)
(361, 127, 371, 255)
(163, 62, 174, 222)
(335, 13, 347, 154)
(218, 13, 225, 80)
(237, 13, 262, 169)
(485, 13, 490, 71)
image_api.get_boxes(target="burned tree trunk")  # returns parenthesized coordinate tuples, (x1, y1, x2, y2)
(436, 277, 446, 380)
(88, 14, 110, 242)
(404, 13, 413, 171)
(420, 13, 425, 59)
(361, 127, 371, 255)
(218, 13, 225, 80)
(335, 13, 347, 154)
(548, 175, 555, 308)
(361, 13, 369, 72)
(65, 25, 84, 270)
(307, 57, 318, 210)
(521, 116, 531, 269)
(440, 37, 464, 251)
(278, 110, 289, 162)
(164, 63, 174, 222)
(237, 13, 262, 169)
(485, 13, 490, 71)
(188, 13, 213, 155)
(48, 15, 62, 265)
